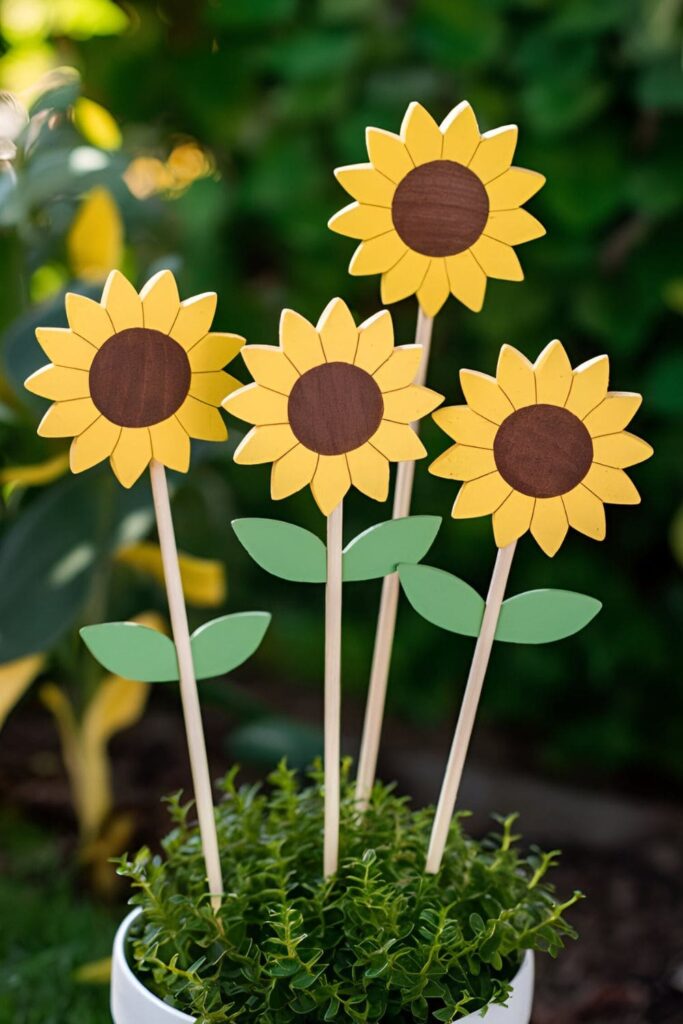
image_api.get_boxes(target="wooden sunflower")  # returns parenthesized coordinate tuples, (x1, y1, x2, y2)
(431, 341, 653, 556)
(328, 101, 546, 316)
(223, 298, 442, 515)
(25, 270, 244, 487)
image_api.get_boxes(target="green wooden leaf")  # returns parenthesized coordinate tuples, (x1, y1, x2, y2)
(343, 516, 441, 582)
(79, 622, 178, 682)
(190, 612, 271, 680)
(398, 564, 485, 637)
(232, 518, 326, 583)
(495, 590, 602, 644)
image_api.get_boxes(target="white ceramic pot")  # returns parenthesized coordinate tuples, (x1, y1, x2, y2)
(112, 909, 534, 1024)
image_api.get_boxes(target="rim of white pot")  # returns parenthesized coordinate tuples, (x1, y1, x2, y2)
(111, 908, 534, 1024)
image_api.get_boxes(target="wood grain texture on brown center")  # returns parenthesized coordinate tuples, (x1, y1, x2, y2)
(493, 404, 594, 498)
(391, 159, 490, 257)
(89, 328, 191, 427)
(288, 362, 384, 456)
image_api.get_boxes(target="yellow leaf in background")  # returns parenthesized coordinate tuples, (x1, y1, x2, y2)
(80, 811, 135, 897)
(67, 186, 123, 281)
(0, 653, 44, 731)
(0, 451, 70, 490)
(73, 97, 122, 150)
(117, 541, 227, 607)
(73, 956, 112, 985)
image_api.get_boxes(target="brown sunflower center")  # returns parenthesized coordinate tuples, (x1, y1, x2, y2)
(287, 362, 384, 456)
(493, 404, 593, 498)
(89, 328, 191, 428)
(391, 159, 490, 257)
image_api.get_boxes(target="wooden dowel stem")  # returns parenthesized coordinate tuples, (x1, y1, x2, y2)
(149, 459, 224, 911)
(324, 501, 344, 877)
(355, 307, 434, 810)
(425, 541, 517, 875)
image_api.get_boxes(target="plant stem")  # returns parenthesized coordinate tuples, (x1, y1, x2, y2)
(425, 541, 517, 875)
(324, 500, 344, 878)
(355, 306, 434, 811)
(149, 459, 224, 911)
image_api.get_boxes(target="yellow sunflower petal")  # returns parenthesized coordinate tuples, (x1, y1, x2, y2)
(65, 293, 113, 347)
(382, 385, 442, 423)
(25, 365, 90, 401)
(534, 340, 573, 406)
(176, 395, 227, 441)
(334, 164, 396, 206)
(189, 371, 234, 406)
(354, 311, 394, 375)
(440, 101, 480, 165)
(241, 345, 300, 395)
(381, 250, 430, 305)
(101, 270, 143, 331)
(432, 405, 498, 447)
(562, 484, 606, 540)
(401, 101, 442, 165)
(170, 293, 217, 350)
(373, 345, 423, 391)
(496, 345, 536, 409)
(484, 209, 545, 245)
(429, 444, 496, 480)
(530, 497, 568, 557)
(469, 125, 518, 183)
(451, 472, 512, 519)
(110, 428, 152, 488)
(370, 421, 427, 461)
(416, 259, 450, 316)
(224, 383, 289, 425)
(459, 369, 514, 423)
(486, 166, 546, 210)
(592, 431, 653, 468)
(69, 416, 121, 473)
(349, 232, 407, 276)
(365, 127, 414, 182)
(327, 202, 394, 239)
(583, 464, 640, 504)
(140, 269, 180, 334)
(233, 424, 297, 465)
(270, 444, 318, 500)
(565, 355, 610, 420)
(38, 398, 99, 438)
(492, 490, 534, 548)
(583, 393, 642, 436)
(470, 236, 523, 281)
(347, 444, 389, 501)
(150, 417, 191, 473)
(317, 298, 358, 362)
(445, 250, 487, 312)
(188, 333, 244, 371)
(311, 454, 350, 515)
(35, 328, 96, 370)
(279, 309, 325, 374)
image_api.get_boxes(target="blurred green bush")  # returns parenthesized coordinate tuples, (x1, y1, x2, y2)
(0, 0, 681, 790)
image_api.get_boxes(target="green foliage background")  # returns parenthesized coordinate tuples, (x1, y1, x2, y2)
(0, 0, 681, 786)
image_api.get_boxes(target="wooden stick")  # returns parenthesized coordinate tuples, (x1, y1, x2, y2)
(355, 307, 434, 810)
(324, 501, 344, 878)
(149, 460, 224, 911)
(425, 541, 517, 874)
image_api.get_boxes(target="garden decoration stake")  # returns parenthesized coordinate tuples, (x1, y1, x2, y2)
(224, 298, 442, 875)
(23, 269, 275, 912)
(396, 340, 653, 873)
(329, 100, 547, 809)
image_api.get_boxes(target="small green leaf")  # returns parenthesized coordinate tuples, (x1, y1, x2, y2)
(232, 518, 326, 583)
(495, 589, 602, 644)
(190, 612, 271, 680)
(398, 564, 484, 636)
(80, 622, 178, 682)
(342, 516, 441, 582)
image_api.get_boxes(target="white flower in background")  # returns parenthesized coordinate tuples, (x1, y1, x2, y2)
(0, 90, 28, 164)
